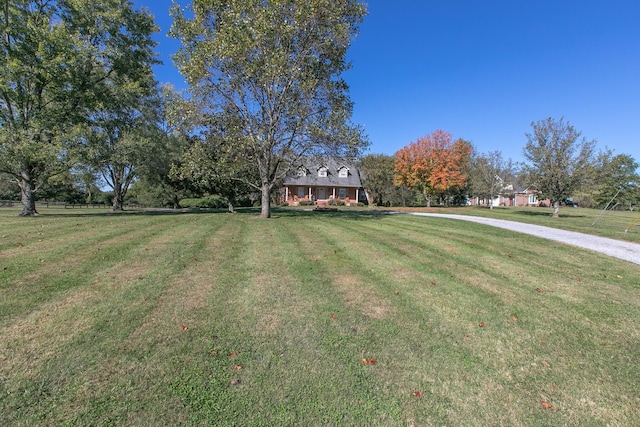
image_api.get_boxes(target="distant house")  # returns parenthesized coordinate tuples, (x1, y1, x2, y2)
(468, 184, 551, 207)
(281, 157, 367, 207)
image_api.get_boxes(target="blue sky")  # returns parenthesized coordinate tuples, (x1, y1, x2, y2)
(137, 0, 640, 164)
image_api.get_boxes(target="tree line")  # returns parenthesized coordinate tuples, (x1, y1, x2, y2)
(1, 0, 368, 218)
(1, 1, 638, 218)
(360, 118, 640, 217)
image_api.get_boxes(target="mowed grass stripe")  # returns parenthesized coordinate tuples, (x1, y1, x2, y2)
(288, 215, 465, 424)
(62, 214, 237, 426)
(1, 210, 639, 426)
(0, 212, 197, 325)
(168, 216, 403, 425)
(291, 213, 640, 425)
(0, 212, 223, 426)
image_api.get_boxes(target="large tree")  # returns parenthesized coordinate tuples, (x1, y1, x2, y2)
(170, 0, 369, 218)
(133, 85, 198, 209)
(84, 72, 160, 211)
(469, 150, 516, 209)
(522, 117, 595, 217)
(357, 154, 395, 206)
(592, 152, 640, 210)
(394, 130, 472, 207)
(0, 0, 158, 215)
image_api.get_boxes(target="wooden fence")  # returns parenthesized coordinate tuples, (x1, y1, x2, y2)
(0, 200, 143, 209)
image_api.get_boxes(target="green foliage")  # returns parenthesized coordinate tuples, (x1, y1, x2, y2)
(468, 150, 517, 209)
(170, 0, 369, 218)
(0, 172, 19, 199)
(178, 196, 230, 209)
(358, 154, 395, 205)
(591, 152, 640, 209)
(522, 117, 596, 217)
(0, 0, 159, 215)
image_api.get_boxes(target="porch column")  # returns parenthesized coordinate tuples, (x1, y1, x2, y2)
(332, 188, 336, 198)
(356, 188, 359, 203)
(285, 187, 289, 202)
(308, 187, 312, 199)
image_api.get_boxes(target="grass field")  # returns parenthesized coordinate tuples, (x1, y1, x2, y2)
(1, 206, 639, 426)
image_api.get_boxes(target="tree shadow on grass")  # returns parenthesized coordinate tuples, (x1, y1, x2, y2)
(270, 207, 391, 221)
(32, 207, 231, 218)
(512, 209, 587, 219)
(31, 206, 391, 221)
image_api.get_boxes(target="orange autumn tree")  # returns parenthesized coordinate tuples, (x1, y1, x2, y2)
(394, 130, 472, 206)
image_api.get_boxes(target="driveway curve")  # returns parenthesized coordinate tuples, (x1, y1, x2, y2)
(407, 213, 640, 266)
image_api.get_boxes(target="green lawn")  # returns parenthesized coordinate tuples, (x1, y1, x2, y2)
(389, 205, 640, 243)
(1, 207, 639, 426)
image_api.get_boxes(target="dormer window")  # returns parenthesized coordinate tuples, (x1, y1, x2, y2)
(338, 167, 349, 178)
(297, 167, 307, 177)
(318, 167, 328, 177)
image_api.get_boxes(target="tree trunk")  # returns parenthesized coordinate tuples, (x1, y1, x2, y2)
(112, 185, 124, 211)
(259, 183, 271, 218)
(19, 168, 38, 216)
(552, 200, 560, 218)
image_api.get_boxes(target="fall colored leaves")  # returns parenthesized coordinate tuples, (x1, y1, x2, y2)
(394, 130, 472, 203)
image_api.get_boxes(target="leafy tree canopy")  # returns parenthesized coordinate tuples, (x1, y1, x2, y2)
(522, 117, 595, 217)
(0, 0, 159, 215)
(170, 0, 369, 218)
(394, 130, 472, 207)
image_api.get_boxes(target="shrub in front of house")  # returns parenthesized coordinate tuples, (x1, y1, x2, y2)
(179, 196, 229, 209)
(299, 200, 314, 206)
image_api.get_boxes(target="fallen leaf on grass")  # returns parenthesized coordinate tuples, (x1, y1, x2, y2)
(361, 358, 376, 365)
(541, 401, 552, 409)
(478, 322, 485, 327)
(393, 290, 399, 295)
(180, 324, 188, 330)
(230, 378, 241, 385)
(542, 360, 551, 367)
(330, 313, 337, 319)
(412, 391, 423, 397)
(210, 350, 218, 355)
(233, 365, 242, 370)
(536, 288, 544, 293)
(229, 351, 237, 357)
(510, 314, 518, 321)
(616, 275, 623, 279)
(430, 280, 436, 286)
(463, 334, 469, 339)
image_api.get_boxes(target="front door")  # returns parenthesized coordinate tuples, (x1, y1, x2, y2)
(317, 187, 327, 199)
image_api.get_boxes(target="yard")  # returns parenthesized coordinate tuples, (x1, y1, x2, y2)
(1, 207, 639, 425)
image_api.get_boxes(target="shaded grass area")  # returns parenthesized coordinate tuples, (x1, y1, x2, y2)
(1, 208, 639, 425)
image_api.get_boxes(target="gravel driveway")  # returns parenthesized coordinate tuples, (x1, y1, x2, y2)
(407, 213, 640, 266)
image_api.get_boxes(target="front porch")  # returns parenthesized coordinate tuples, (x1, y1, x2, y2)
(282, 185, 363, 207)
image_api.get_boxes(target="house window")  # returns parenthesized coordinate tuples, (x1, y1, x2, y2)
(338, 188, 347, 199)
(318, 167, 327, 177)
(338, 167, 348, 178)
(297, 187, 306, 198)
(528, 194, 538, 204)
(297, 167, 307, 177)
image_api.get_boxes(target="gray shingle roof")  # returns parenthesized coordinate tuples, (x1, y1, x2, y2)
(282, 157, 363, 188)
